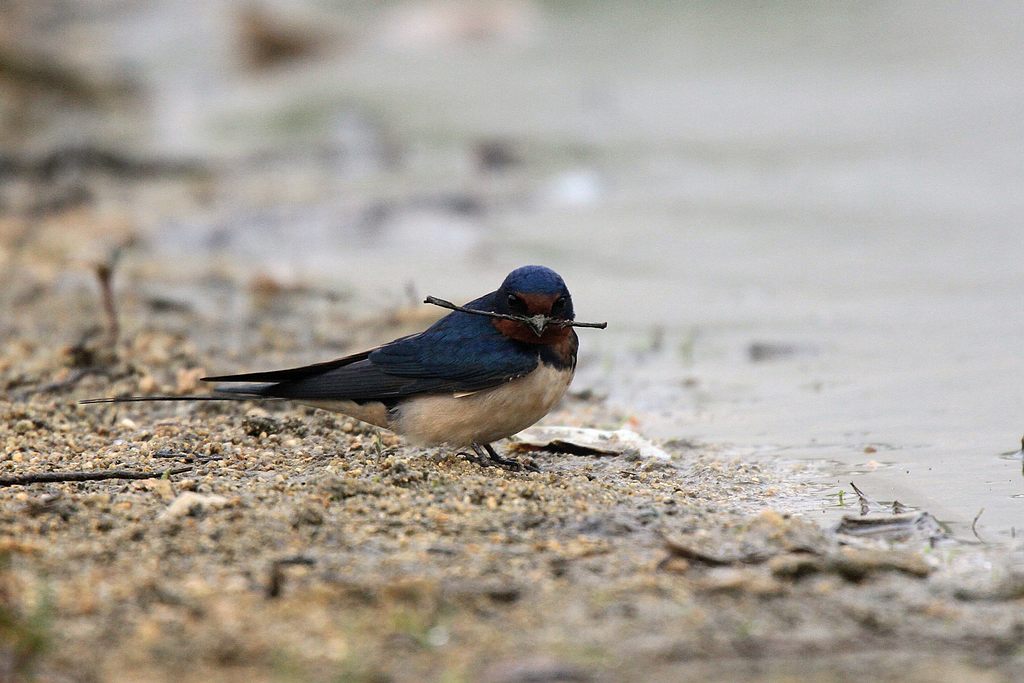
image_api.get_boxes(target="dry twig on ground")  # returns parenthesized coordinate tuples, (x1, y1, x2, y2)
(0, 467, 190, 487)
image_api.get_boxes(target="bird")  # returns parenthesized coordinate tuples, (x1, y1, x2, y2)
(83, 265, 602, 472)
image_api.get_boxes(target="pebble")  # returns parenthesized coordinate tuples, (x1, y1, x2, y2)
(158, 492, 230, 520)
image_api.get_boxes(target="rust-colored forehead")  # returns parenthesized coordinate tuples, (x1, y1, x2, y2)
(514, 292, 559, 314)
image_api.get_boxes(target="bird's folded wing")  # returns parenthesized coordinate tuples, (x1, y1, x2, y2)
(205, 312, 537, 401)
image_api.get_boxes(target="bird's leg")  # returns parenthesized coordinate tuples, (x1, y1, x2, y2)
(475, 443, 540, 473)
(457, 445, 486, 467)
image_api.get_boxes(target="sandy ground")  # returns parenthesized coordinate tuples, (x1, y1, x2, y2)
(2, 238, 1024, 683)
(3, 2, 1024, 681)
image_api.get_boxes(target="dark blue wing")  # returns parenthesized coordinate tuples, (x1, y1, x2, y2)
(204, 292, 539, 402)
(368, 293, 536, 383)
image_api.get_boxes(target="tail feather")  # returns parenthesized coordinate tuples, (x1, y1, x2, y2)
(208, 382, 275, 396)
(201, 350, 372, 384)
(79, 383, 279, 405)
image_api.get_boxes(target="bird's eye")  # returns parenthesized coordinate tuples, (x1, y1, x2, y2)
(507, 294, 527, 313)
(551, 296, 567, 316)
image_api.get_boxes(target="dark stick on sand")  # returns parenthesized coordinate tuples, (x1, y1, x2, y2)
(971, 507, 986, 544)
(0, 466, 191, 487)
(95, 246, 125, 347)
(848, 481, 871, 516)
(423, 295, 608, 329)
(267, 555, 317, 599)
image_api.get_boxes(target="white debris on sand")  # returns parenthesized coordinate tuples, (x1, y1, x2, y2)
(511, 426, 672, 461)
(158, 492, 230, 520)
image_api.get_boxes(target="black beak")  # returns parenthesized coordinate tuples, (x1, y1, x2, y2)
(525, 314, 548, 337)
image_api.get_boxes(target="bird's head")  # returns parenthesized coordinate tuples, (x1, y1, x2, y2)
(492, 265, 574, 342)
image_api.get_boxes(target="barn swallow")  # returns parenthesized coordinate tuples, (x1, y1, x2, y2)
(83, 265, 605, 472)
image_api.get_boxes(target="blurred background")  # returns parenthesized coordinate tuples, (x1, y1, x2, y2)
(2, 1, 1022, 534)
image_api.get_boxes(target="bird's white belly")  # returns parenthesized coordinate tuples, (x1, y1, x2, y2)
(393, 364, 574, 446)
(300, 399, 391, 429)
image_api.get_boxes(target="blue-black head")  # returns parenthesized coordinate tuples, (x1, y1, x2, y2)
(494, 265, 574, 326)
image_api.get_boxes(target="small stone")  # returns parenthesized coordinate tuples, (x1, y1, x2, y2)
(158, 492, 230, 520)
(483, 657, 592, 683)
(292, 503, 324, 527)
(828, 548, 931, 581)
(699, 567, 784, 596)
(175, 367, 206, 394)
(659, 556, 690, 574)
(138, 374, 159, 394)
(769, 553, 826, 579)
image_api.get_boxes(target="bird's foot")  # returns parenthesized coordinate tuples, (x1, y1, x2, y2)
(467, 443, 540, 473)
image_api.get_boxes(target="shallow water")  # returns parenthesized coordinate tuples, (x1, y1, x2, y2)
(9, 2, 1024, 538)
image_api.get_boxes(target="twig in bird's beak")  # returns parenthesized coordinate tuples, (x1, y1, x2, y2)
(423, 296, 608, 330)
